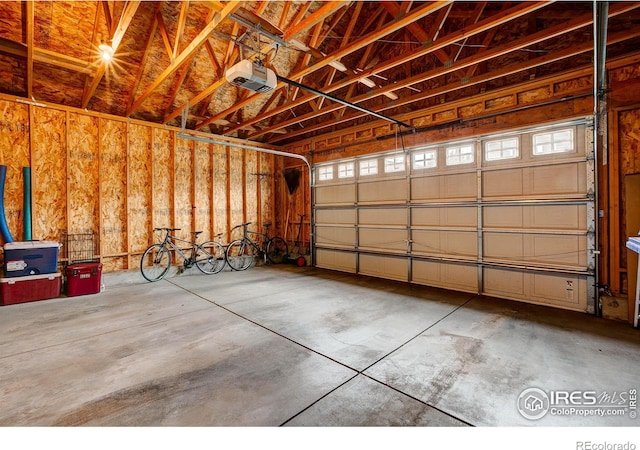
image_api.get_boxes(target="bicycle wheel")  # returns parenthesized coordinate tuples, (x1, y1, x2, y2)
(266, 236, 288, 264)
(140, 244, 171, 282)
(226, 239, 255, 271)
(196, 241, 226, 274)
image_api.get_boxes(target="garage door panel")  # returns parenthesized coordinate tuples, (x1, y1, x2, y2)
(359, 254, 408, 281)
(483, 268, 587, 311)
(412, 206, 477, 227)
(315, 184, 356, 205)
(315, 249, 356, 273)
(412, 172, 476, 201)
(315, 209, 356, 225)
(359, 228, 407, 252)
(412, 260, 478, 293)
(530, 234, 587, 268)
(484, 204, 586, 231)
(359, 208, 406, 226)
(483, 169, 524, 197)
(358, 179, 406, 203)
(315, 226, 355, 248)
(484, 232, 587, 268)
(412, 230, 477, 258)
(529, 162, 587, 197)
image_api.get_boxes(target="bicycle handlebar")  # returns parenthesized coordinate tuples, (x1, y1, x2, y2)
(154, 227, 181, 232)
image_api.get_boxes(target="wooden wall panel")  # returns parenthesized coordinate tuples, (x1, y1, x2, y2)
(100, 118, 127, 270)
(152, 128, 172, 231)
(174, 137, 193, 238)
(67, 113, 99, 235)
(260, 152, 274, 229)
(213, 144, 228, 239)
(194, 141, 212, 241)
(245, 150, 258, 228)
(229, 148, 244, 237)
(128, 124, 152, 261)
(31, 107, 66, 242)
(0, 101, 29, 243)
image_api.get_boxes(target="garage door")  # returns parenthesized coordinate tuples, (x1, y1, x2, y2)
(313, 119, 596, 313)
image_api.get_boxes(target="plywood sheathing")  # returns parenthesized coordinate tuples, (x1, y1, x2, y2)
(127, 123, 152, 267)
(0, 100, 29, 244)
(173, 136, 193, 240)
(245, 150, 258, 232)
(213, 144, 229, 241)
(229, 148, 244, 240)
(67, 112, 99, 236)
(100, 118, 127, 270)
(151, 127, 173, 234)
(31, 106, 67, 242)
(194, 140, 212, 241)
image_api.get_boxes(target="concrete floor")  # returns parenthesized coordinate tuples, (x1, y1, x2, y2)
(1, 264, 639, 427)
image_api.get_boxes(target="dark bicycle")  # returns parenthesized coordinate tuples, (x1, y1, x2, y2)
(225, 222, 288, 271)
(140, 228, 226, 282)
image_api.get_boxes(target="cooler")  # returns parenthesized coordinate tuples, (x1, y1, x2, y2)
(0, 272, 62, 305)
(3, 241, 60, 277)
(66, 262, 102, 297)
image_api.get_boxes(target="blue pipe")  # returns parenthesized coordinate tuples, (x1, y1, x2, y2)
(23, 167, 32, 241)
(0, 165, 15, 243)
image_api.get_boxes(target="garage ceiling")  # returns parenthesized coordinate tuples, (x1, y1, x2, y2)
(1, 1, 639, 146)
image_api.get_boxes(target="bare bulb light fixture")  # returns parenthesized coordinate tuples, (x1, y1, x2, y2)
(98, 43, 114, 62)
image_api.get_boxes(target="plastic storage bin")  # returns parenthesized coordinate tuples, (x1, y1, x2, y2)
(66, 262, 102, 297)
(3, 241, 60, 277)
(0, 272, 61, 305)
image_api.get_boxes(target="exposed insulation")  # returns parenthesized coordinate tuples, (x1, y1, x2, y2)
(0, 100, 29, 243)
(100, 119, 127, 256)
(194, 141, 212, 241)
(128, 123, 152, 252)
(152, 127, 173, 231)
(67, 112, 99, 235)
(31, 106, 67, 241)
(174, 137, 193, 237)
(213, 144, 228, 240)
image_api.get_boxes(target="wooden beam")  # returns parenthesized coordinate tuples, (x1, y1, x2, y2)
(83, 0, 141, 109)
(283, 1, 346, 41)
(24, 0, 34, 99)
(173, 1, 190, 60)
(127, 1, 243, 117)
(266, 27, 640, 143)
(195, 1, 451, 131)
(156, 10, 174, 59)
(225, 1, 553, 138)
(127, 4, 162, 112)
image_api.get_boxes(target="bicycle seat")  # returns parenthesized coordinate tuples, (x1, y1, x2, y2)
(263, 222, 272, 227)
(192, 231, 203, 236)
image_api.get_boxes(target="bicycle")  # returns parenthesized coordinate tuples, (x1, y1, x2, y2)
(140, 228, 226, 282)
(225, 222, 288, 271)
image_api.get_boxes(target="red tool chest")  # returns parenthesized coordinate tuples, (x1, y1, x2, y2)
(66, 262, 102, 297)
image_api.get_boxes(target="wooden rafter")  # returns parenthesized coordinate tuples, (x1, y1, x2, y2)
(82, 0, 141, 109)
(227, 1, 547, 139)
(267, 26, 640, 143)
(126, 3, 162, 113)
(173, 1, 190, 60)
(156, 10, 174, 59)
(127, 0, 243, 117)
(23, 1, 34, 99)
(197, 1, 451, 132)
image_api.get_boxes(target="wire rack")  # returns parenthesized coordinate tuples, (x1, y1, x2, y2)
(61, 232, 98, 264)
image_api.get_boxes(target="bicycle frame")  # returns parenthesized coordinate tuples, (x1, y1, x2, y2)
(162, 233, 199, 265)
